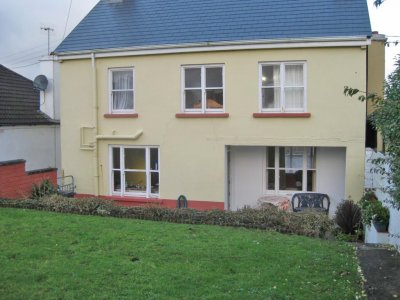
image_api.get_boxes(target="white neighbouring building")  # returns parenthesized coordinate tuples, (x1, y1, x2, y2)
(0, 62, 60, 173)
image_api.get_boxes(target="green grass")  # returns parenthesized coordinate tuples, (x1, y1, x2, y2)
(0, 208, 362, 299)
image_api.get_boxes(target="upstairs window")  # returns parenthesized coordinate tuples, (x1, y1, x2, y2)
(109, 68, 134, 113)
(182, 65, 224, 112)
(260, 62, 306, 112)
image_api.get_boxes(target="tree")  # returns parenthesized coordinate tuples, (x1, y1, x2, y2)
(344, 55, 400, 209)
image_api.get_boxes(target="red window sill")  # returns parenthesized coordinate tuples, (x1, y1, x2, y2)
(104, 113, 139, 118)
(175, 113, 229, 118)
(253, 113, 311, 118)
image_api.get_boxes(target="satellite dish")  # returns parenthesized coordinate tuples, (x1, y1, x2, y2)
(33, 75, 48, 91)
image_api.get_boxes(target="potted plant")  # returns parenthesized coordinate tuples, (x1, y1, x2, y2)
(359, 191, 390, 232)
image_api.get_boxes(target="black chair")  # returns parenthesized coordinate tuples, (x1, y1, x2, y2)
(291, 193, 330, 214)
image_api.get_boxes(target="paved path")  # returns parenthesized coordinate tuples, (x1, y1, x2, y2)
(357, 244, 400, 299)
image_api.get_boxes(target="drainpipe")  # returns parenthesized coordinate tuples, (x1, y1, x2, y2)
(91, 53, 100, 196)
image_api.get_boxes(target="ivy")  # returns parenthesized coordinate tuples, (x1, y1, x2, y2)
(344, 55, 400, 209)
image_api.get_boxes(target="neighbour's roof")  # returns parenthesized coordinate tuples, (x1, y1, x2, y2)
(55, 0, 372, 54)
(0, 65, 57, 126)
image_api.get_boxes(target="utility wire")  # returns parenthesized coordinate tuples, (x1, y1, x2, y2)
(11, 61, 40, 69)
(63, 0, 73, 39)
(4, 47, 51, 65)
(8, 54, 47, 66)
(0, 39, 62, 62)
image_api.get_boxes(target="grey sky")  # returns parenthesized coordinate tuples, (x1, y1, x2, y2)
(0, 0, 399, 80)
(0, 0, 99, 79)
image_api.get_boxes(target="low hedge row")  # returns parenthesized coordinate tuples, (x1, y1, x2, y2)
(0, 195, 334, 239)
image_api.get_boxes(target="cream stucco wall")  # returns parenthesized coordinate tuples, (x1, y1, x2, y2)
(60, 46, 367, 205)
(367, 38, 385, 114)
(367, 37, 386, 151)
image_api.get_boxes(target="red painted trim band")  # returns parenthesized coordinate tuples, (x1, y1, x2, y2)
(253, 112, 311, 118)
(104, 113, 139, 118)
(74, 194, 224, 211)
(175, 113, 229, 118)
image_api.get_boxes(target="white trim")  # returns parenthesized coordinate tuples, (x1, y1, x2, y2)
(108, 67, 135, 114)
(55, 37, 371, 60)
(259, 61, 307, 113)
(109, 145, 160, 198)
(264, 146, 316, 194)
(181, 64, 225, 113)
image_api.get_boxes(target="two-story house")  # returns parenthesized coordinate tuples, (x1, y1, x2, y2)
(54, 0, 383, 214)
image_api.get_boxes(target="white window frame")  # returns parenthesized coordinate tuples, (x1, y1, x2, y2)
(109, 145, 159, 198)
(181, 64, 225, 113)
(108, 67, 135, 114)
(264, 146, 316, 194)
(259, 62, 307, 113)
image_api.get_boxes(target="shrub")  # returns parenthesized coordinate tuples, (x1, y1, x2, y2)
(0, 197, 335, 239)
(334, 200, 362, 235)
(31, 179, 57, 200)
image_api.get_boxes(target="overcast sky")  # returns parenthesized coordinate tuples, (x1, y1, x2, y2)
(0, 0, 399, 80)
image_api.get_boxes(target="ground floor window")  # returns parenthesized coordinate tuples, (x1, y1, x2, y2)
(110, 146, 159, 197)
(266, 146, 316, 192)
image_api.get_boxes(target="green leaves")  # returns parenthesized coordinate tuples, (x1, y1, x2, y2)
(343, 86, 380, 103)
(345, 55, 400, 209)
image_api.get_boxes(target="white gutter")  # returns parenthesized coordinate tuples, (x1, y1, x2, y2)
(55, 36, 371, 60)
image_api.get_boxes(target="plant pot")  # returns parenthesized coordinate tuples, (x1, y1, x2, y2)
(373, 221, 388, 232)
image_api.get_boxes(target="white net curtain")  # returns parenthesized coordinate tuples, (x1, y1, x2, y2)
(112, 70, 134, 110)
(284, 64, 304, 110)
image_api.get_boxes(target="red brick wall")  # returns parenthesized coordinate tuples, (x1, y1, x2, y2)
(0, 159, 57, 199)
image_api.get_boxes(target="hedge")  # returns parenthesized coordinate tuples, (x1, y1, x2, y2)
(0, 195, 334, 239)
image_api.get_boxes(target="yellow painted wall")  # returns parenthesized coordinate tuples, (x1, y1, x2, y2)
(367, 38, 385, 114)
(367, 36, 386, 150)
(60, 46, 367, 203)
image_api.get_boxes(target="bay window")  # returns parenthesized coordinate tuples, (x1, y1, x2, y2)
(111, 146, 159, 197)
(260, 62, 306, 112)
(182, 65, 224, 112)
(266, 146, 316, 192)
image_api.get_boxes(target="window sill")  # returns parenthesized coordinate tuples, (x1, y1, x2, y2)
(104, 113, 138, 118)
(175, 113, 229, 118)
(253, 113, 311, 118)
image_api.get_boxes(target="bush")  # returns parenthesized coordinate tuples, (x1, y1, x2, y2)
(0, 196, 335, 239)
(334, 200, 362, 235)
(31, 179, 57, 200)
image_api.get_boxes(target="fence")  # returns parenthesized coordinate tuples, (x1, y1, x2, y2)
(365, 148, 400, 250)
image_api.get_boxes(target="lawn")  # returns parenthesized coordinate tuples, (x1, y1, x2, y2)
(0, 208, 363, 299)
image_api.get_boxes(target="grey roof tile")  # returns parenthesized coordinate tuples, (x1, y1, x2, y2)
(55, 0, 372, 54)
(0, 65, 58, 126)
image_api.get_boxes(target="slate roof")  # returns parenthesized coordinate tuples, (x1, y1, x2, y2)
(55, 0, 371, 54)
(0, 65, 57, 126)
